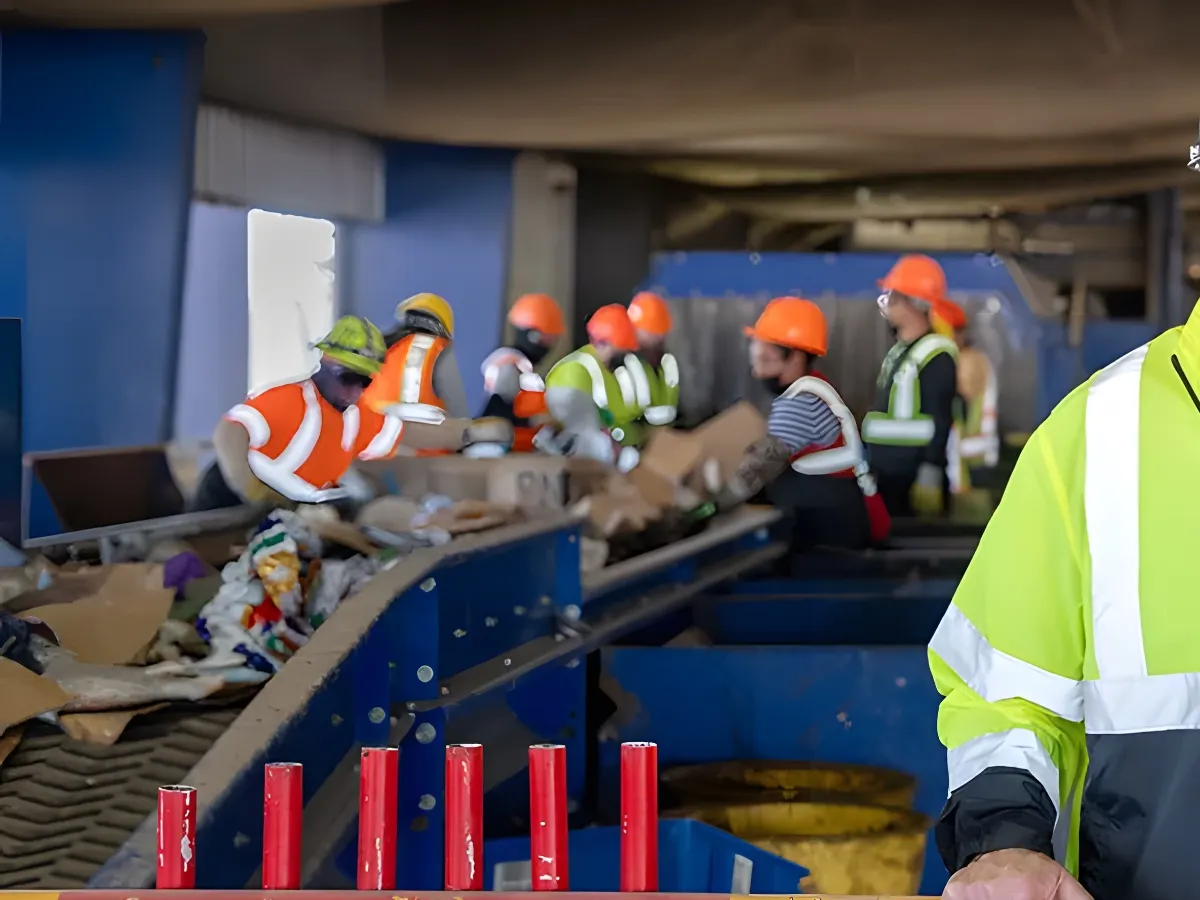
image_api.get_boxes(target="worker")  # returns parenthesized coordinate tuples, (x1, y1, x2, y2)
(540, 304, 644, 468)
(476, 293, 566, 454)
(862, 254, 959, 517)
(359, 292, 470, 424)
(933, 298, 1000, 496)
(716, 297, 889, 552)
(929, 301, 1200, 900)
(194, 315, 402, 509)
(627, 291, 681, 426)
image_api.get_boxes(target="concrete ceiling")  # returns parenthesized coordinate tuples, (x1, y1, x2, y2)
(15, 0, 1200, 197)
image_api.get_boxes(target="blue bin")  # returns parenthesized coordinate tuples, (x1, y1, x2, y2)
(484, 818, 807, 893)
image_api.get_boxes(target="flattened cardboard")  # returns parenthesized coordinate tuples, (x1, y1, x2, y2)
(689, 401, 767, 484)
(639, 427, 704, 484)
(21, 563, 173, 665)
(59, 703, 168, 746)
(0, 657, 70, 732)
(0, 724, 24, 768)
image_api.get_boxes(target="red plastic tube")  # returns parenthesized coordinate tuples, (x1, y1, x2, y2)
(156, 784, 197, 889)
(619, 741, 659, 891)
(357, 746, 399, 890)
(262, 762, 303, 889)
(444, 743, 484, 890)
(528, 743, 569, 891)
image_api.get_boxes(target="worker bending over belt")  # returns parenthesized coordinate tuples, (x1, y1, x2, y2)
(931, 299, 1200, 900)
(476, 292, 566, 455)
(863, 254, 959, 517)
(934, 298, 1000, 496)
(195, 315, 402, 510)
(717, 297, 889, 554)
(627, 291, 681, 426)
(541, 304, 644, 469)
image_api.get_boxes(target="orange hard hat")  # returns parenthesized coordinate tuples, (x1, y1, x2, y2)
(879, 254, 948, 307)
(628, 291, 672, 336)
(932, 298, 967, 331)
(743, 296, 828, 357)
(509, 293, 566, 337)
(587, 304, 640, 351)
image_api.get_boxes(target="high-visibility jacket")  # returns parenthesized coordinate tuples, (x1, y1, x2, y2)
(782, 374, 890, 545)
(862, 333, 958, 446)
(224, 379, 403, 503)
(929, 301, 1200, 900)
(635, 352, 681, 426)
(545, 345, 645, 447)
(360, 332, 451, 424)
(957, 353, 999, 465)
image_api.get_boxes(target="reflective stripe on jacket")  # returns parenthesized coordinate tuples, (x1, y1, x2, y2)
(862, 333, 958, 446)
(360, 332, 449, 424)
(929, 300, 1200, 900)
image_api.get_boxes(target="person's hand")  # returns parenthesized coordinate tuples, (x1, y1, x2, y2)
(944, 849, 1092, 899)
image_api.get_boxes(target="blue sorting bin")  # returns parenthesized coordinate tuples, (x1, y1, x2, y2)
(484, 818, 807, 893)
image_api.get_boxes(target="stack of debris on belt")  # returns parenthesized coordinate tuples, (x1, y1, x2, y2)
(573, 401, 766, 562)
(0, 497, 521, 766)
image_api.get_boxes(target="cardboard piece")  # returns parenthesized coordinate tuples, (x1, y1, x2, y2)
(421, 500, 519, 535)
(0, 724, 24, 768)
(688, 401, 767, 485)
(20, 563, 174, 665)
(305, 517, 379, 556)
(59, 703, 168, 746)
(0, 657, 70, 732)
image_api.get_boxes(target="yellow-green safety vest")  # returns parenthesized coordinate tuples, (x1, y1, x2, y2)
(862, 333, 958, 446)
(545, 345, 645, 446)
(927, 302, 1200, 874)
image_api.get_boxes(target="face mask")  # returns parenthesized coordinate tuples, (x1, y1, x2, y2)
(513, 328, 550, 367)
(756, 374, 786, 396)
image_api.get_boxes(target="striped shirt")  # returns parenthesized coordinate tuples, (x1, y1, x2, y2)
(767, 392, 842, 455)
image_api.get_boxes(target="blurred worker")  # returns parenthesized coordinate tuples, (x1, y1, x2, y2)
(933, 299, 999, 495)
(929, 301, 1200, 900)
(540, 304, 644, 468)
(195, 316, 401, 510)
(863, 254, 959, 517)
(360, 293, 469, 424)
(628, 291, 681, 425)
(717, 297, 889, 552)
(476, 293, 567, 454)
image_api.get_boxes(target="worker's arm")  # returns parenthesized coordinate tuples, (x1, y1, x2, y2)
(433, 345, 470, 420)
(211, 418, 288, 506)
(930, 412, 1088, 876)
(919, 352, 958, 468)
(722, 393, 841, 504)
(958, 347, 990, 401)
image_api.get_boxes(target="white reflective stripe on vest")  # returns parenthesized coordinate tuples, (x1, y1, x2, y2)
(661, 352, 680, 388)
(246, 380, 329, 499)
(481, 347, 532, 394)
(519, 372, 545, 392)
(1085, 343, 1149, 683)
(402, 334, 437, 404)
(569, 351, 611, 408)
(893, 333, 955, 418)
(959, 364, 1000, 464)
(614, 366, 637, 407)
(623, 354, 653, 408)
(930, 601, 1084, 721)
(782, 376, 864, 475)
(862, 416, 936, 441)
(226, 404, 271, 448)
(948, 728, 1061, 817)
(360, 414, 404, 460)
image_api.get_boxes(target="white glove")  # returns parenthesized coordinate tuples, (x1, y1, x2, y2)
(915, 461, 944, 490)
(308, 486, 350, 504)
(569, 429, 617, 464)
(338, 467, 376, 503)
(616, 447, 640, 473)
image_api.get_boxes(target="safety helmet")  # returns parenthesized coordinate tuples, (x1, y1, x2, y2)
(586, 304, 639, 352)
(931, 298, 967, 337)
(509, 293, 566, 337)
(878, 254, 947, 309)
(742, 296, 828, 357)
(628, 291, 672, 337)
(396, 293, 455, 338)
(313, 315, 388, 376)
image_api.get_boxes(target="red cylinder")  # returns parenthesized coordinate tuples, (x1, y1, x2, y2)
(357, 746, 399, 890)
(262, 762, 303, 889)
(444, 743, 484, 890)
(619, 741, 659, 891)
(156, 784, 197, 889)
(528, 743, 569, 891)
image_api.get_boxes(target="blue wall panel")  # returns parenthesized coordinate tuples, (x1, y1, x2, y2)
(0, 29, 204, 536)
(344, 143, 515, 415)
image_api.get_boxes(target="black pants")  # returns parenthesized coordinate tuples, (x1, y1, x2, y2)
(764, 470, 871, 565)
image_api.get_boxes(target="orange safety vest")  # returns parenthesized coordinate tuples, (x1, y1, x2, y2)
(361, 333, 451, 424)
(225, 379, 404, 498)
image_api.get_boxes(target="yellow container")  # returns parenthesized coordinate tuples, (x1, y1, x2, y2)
(676, 800, 931, 896)
(661, 760, 917, 809)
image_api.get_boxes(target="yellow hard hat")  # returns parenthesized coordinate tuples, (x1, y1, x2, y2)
(313, 315, 387, 376)
(396, 293, 454, 338)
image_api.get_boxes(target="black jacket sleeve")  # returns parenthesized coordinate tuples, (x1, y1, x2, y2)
(935, 767, 1058, 874)
(919, 352, 959, 468)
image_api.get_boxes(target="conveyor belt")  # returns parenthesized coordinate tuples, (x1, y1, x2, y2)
(0, 698, 249, 888)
